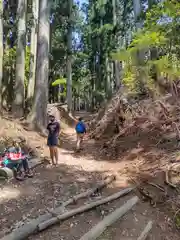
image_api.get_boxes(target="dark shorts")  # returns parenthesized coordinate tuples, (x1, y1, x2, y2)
(47, 136, 58, 147)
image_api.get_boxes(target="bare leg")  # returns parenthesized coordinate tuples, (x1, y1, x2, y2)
(49, 147, 55, 165)
(76, 134, 83, 150)
(54, 147, 59, 165)
(76, 134, 80, 150)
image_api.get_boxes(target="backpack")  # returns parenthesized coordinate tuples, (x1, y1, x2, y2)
(75, 122, 85, 133)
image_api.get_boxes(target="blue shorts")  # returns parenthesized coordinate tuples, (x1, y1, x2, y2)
(47, 136, 58, 147)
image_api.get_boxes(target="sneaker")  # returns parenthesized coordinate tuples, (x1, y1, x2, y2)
(25, 170, 33, 178)
(15, 175, 25, 181)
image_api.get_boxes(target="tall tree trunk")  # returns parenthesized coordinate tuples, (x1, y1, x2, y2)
(12, 0, 27, 117)
(148, 0, 157, 8)
(0, 0, 3, 110)
(29, 0, 50, 129)
(106, 56, 111, 98)
(133, 0, 147, 94)
(112, 0, 120, 90)
(27, 0, 39, 109)
(133, 0, 142, 29)
(66, 0, 73, 112)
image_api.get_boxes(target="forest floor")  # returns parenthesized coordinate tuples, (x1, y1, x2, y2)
(0, 113, 180, 239)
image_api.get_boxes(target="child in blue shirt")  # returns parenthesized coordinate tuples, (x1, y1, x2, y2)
(75, 117, 86, 151)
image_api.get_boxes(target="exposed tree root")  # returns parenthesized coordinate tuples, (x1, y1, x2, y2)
(164, 168, 177, 188)
(147, 182, 165, 192)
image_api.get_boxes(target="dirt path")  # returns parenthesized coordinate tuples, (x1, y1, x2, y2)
(0, 127, 180, 240)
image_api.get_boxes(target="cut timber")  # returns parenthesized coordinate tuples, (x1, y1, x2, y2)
(60, 175, 116, 206)
(0, 175, 115, 240)
(137, 221, 153, 240)
(48, 175, 115, 216)
(38, 188, 134, 231)
(79, 196, 139, 240)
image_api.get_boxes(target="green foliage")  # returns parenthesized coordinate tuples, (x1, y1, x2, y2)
(112, 0, 180, 95)
(175, 213, 180, 229)
(52, 78, 67, 86)
(3, 46, 30, 89)
(3, 47, 16, 67)
(25, 46, 30, 88)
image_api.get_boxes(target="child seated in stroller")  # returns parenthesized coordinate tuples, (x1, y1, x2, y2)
(1, 139, 33, 180)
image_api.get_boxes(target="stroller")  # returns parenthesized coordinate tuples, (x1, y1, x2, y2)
(0, 146, 32, 180)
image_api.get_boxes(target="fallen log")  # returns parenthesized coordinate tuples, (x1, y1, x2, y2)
(60, 175, 116, 207)
(48, 175, 115, 216)
(0, 175, 115, 240)
(79, 196, 139, 240)
(137, 221, 153, 240)
(38, 188, 134, 231)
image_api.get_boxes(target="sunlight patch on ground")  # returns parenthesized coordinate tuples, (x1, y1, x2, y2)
(0, 186, 21, 203)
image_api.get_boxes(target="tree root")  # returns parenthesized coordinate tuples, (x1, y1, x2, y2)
(147, 182, 165, 192)
(164, 168, 177, 188)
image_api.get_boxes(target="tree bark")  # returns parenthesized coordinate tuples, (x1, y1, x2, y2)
(133, 0, 142, 29)
(29, 0, 50, 129)
(112, 0, 120, 89)
(38, 188, 134, 231)
(27, 0, 39, 109)
(66, 0, 73, 112)
(79, 196, 139, 240)
(12, 0, 27, 117)
(0, 0, 3, 110)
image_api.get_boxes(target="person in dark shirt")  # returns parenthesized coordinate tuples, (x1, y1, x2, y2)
(47, 115, 60, 165)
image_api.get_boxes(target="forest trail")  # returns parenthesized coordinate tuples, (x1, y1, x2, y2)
(0, 117, 180, 239)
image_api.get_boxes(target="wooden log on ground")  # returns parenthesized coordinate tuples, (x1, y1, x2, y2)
(137, 221, 153, 240)
(79, 196, 139, 240)
(38, 187, 134, 231)
(60, 175, 115, 207)
(0, 175, 115, 240)
(47, 175, 115, 216)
